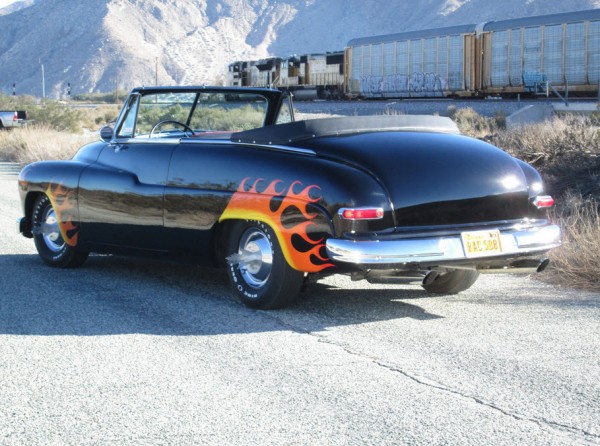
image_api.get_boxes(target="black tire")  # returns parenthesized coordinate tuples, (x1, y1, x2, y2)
(421, 269, 480, 295)
(224, 220, 304, 309)
(32, 194, 88, 268)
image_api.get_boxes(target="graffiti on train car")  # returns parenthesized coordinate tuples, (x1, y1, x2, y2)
(359, 73, 447, 96)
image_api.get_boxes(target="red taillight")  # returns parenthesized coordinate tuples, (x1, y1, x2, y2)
(533, 195, 555, 209)
(13, 112, 18, 121)
(339, 207, 384, 220)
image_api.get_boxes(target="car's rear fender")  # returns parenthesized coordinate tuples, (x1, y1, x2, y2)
(176, 141, 394, 273)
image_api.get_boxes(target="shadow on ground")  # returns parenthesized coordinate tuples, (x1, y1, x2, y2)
(1, 253, 443, 337)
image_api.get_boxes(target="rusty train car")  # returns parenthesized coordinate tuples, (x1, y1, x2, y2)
(228, 9, 600, 99)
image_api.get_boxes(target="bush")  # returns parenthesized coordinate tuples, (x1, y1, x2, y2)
(1, 93, 121, 133)
(72, 90, 128, 104)
(0, 125, 96, 163)
(491, 116, 600, 199)
(544, 194, 600, 291)
(27, 102, 84, 134)
(449, 106, 505, 138)
(489, 116, 600, 291)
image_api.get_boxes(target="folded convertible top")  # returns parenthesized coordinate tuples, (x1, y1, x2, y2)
(231, 115, 460, 145)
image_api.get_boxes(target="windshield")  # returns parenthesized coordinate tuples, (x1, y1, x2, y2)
(117, 91, 270, 138)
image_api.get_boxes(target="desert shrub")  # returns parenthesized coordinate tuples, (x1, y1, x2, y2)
(590, 106, 600, 126)
(0, 93, 37, 110)
(494, 116, 599, 164)
(543, 194, 600, 291)
(491, 116, 600, 291)
(190, 105, 265, 131)
(26, 102, 84, 133)
(450, 107, 505, 138)
(491, 116, 600, 199)
(0, 125, 96, 163)
(72, 90, 128, 104)
(1, 93, 122, 133)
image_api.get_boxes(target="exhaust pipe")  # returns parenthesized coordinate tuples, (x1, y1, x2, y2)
(479, 258, 550, 274)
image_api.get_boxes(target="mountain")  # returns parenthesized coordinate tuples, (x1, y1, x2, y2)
(1, 0, 599, 98)
(0, 0, 35, 16)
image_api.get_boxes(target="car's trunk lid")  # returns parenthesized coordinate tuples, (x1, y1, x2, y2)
(303, 131, 534, 229)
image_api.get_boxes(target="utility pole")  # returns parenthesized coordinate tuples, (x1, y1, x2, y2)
(39, 58, 45, 99)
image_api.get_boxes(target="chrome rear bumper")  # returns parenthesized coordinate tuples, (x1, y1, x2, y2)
(326, 224, 561, 268)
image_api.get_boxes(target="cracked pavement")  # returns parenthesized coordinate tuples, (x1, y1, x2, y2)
(1, 163, 599, 445)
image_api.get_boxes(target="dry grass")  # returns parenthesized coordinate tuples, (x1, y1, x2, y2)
(0, 125, 96, 164)
(448, 106, 506, 139)
(77, 104, 121, 130)
(544, 195, 600, 291)
(486, 115, 600, 292)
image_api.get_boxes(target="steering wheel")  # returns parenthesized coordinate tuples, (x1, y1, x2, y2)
(149, 120, 194, 137)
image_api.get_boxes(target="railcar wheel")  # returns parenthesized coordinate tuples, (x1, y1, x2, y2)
(421, 269, 479, 295)
(32, 194, 88, 268)
(224, 220, 304, 309)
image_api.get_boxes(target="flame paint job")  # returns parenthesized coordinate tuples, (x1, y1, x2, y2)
(220, 177, 334, 272)
(45, 182, 80, 247)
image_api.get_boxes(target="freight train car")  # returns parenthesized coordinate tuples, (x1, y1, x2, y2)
(347, 8, 600, 98)
(479, 9, 600, 95)
(346, 24, 478, 98)
(227, 9, 600, 99)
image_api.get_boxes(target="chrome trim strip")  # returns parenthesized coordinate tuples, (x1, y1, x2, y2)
(326, 224, 561, 265)
(180, 138, 316, 156)
(114, 137, 182, 144)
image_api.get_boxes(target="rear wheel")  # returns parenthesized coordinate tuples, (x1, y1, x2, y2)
(224, 220, 304, 309)
(32, 194, 88, 268)
(421, 269, 479, 294)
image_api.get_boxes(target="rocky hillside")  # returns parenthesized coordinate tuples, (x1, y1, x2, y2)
(0, 0, 599, 97)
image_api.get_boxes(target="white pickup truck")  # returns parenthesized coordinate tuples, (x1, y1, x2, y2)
(0, 111, 28, 129)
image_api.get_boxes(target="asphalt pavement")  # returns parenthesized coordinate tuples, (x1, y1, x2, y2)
(1, 162, 599, 445)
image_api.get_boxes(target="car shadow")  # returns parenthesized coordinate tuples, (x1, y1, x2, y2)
(1, 253, 444, 337)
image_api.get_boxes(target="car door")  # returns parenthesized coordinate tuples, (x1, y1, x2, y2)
(77, 92, 179, 251)
(77, 139, 176, 251)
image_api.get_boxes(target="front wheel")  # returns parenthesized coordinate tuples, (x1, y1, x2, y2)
(421, 269, 479, 294)
(32, 194, 88, 268)
(224, 220, 304, 309)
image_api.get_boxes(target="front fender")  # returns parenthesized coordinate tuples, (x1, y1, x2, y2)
(18, 160, 88, 244)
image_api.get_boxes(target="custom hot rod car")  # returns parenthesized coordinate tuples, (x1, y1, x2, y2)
(17, 86, 561, 309)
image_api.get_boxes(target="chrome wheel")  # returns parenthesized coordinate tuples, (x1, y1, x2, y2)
(225, 221, 304, 309)
(41, 205, 64, 253)
(32, 194, 89, 268)
(236, 227, 273, 289)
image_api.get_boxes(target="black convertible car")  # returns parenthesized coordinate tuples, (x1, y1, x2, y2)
(18, 86, 561, 308)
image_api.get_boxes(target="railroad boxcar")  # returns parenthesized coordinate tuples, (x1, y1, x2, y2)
(346, 24, 479, 98)
(346, 8, 600, 98)
(480, 9, 600, 95)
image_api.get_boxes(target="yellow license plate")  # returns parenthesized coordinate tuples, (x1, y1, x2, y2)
(461, 230, 503, 258)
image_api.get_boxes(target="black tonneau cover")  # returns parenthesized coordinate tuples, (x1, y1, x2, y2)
(231, 115, 460, 145)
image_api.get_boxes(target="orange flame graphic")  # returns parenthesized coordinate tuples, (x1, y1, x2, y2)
(220, 177, 334, 272)
(45, 182, 79, 247)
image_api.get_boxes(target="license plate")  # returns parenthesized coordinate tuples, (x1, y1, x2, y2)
(461, 230, 503, 258)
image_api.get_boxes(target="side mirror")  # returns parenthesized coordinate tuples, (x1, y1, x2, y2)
(99, 125, 114, 142)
